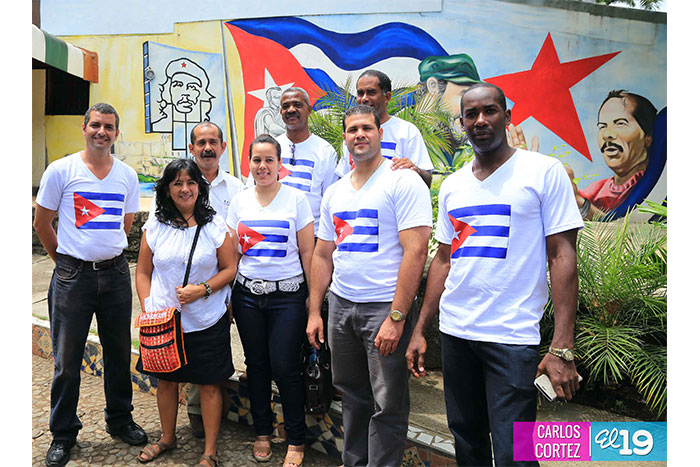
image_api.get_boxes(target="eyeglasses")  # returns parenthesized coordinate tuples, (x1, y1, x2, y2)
(290, 143, 296, 166)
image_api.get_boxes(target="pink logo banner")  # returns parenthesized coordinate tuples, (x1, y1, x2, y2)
(513, 422, 591, 461)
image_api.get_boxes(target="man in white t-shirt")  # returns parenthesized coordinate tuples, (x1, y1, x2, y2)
(34, 103, 147, 467)
(307, 105, 432, 467)
(406, 84, 584, 466)
(245, 87, 338, 234)
(334, 70, 434, 187)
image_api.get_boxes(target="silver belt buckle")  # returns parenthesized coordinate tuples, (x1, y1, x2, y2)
(249, 279, 266, 295)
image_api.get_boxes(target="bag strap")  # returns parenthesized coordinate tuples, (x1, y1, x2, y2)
(182, 224, 202, 286)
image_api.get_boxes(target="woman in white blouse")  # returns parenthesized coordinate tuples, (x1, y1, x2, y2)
(227, 135, 314, 467)
(135, 159, 236, 467)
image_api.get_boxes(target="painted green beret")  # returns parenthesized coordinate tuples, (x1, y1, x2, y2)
(419, 54, 481, 85)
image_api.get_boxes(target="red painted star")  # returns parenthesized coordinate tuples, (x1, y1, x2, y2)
(332, 215, 353, 245)
(486, 33, 620, 161)
(449, 214, 476, 255)
(73, 193, 105, 228)
(181, 61, 187, 68)
(237, 222, 266, 254)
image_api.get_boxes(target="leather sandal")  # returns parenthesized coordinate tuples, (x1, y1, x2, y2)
(253, 435, 272, 462)
(137, 440, 176, 463)
(196, 453, 219, 467)
(283, 444, 304, 467)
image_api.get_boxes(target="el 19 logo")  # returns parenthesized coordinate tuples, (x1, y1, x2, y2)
(590, 422, 666, 462)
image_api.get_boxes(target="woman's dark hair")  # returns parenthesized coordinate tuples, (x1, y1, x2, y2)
(249, 134, 281, 160)
(154, 158, 215, 228)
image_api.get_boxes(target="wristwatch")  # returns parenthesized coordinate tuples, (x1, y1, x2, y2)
(389, 309, 406, 322)
(199, 281, 212, 299)
(548, 346, 575, 362)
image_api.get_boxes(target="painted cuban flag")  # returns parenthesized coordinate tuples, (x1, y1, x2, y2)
(448, 204, 511, 259)
(237, 220, 289, 257)
(73, 192, 124, 230)
(280, 150, 314, 193)
(332, 209, 379, 252)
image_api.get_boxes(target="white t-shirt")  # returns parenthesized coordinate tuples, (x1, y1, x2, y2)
(246, 133, 338, 234)
(149, 168, 245, 220)
(227, 184, 313, 281)
(318, 159, 432, 302)
(36, 152, 140, 262)
(335, 116, 433, 177)
(142, 215, 230, 333)
(435, 150, 584, 345)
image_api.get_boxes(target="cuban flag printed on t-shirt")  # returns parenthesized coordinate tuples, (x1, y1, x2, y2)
(280, 156, 314, 193)
(237, 220, 290, 257)
(448, 204, 511, 259)
(348, 142, 398, 170)
(332, 209, 379, 252)
(73, 192, 124, 230)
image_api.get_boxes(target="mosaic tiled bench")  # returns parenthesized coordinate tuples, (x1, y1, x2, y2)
(32, 318, 457, 466)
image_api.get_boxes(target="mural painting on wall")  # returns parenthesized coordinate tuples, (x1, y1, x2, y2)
(223, 17, 665, 221)
(142, 41, 230, 190)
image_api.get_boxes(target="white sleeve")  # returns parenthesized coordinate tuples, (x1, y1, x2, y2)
(391, 171, 433, 231)
(406, 127, 433, 171)
(434, 179, 454, 245)
(320, 144, 340, 194)
(35, 163, 63, 211)
(124, 168, 140, 214)
(142, 216, 160, 251)
(296, 193, 314, 231)
(317, 189, 335, 242)
(209, 215, 229, 248)
(541, 161, 585, 236)
(226, 193, 242, 231)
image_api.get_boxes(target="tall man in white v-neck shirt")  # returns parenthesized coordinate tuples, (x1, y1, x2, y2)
(406, 83, 583, 466)
(34, 103, 148, 467)
(334, 70, 434, 187)
(308, 105, 432, 467)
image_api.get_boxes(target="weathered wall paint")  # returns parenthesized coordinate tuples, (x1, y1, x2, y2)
(32, 70, 47, 187)
(45, 0, 665, 218)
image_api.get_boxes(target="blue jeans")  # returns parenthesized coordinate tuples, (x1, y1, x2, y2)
(232, 282, 308, 445)
(48, 253, 135, 442)
(441, 333, 540, 467)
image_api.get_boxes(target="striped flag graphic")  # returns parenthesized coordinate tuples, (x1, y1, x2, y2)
(73, 192, 124, 230)
(332, 209, 379, 252)
(447, 204, 511, 259)
(280, 157, 314, 193)
(237, 220, 290, 257)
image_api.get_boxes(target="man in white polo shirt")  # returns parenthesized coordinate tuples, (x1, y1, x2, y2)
(308, 105, 432, 467)
(335, 70, 434, 187)
(246, 87, 338, 235)
(406, 83, 583, 466)
(34, 103, 147, 467)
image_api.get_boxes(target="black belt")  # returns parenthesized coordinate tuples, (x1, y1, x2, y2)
(56, 252, 125, 271)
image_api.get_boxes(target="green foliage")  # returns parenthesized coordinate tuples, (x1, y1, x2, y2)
(638, 199, 667, 220)
(541, 213, 667, 418)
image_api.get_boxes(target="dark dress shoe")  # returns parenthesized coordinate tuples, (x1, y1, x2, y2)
(106, 420, 148, 445)
(45, 439, 75, 467)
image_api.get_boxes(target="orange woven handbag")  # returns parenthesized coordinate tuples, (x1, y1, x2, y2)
(135, 224, 201, 373)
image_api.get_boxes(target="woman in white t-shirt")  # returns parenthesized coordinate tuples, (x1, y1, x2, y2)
(135, 159, 237, 467)
(227, 135, 314, 467)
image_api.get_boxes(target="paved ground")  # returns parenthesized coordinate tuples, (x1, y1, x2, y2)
(32, 354, 339, 467)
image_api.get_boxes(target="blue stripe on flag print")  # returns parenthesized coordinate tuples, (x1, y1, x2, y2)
(287, 171, 313, 180)
(334, 209, 379, 252)
(75, 191, 125, 202)
(381, 142, 397, 150)
(282, 181, 311, 192)
(241, 219, 290, 257)
(448, 204, 511, 259)
(79, 222, 123, 230)
(283, 158, 315, 168)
